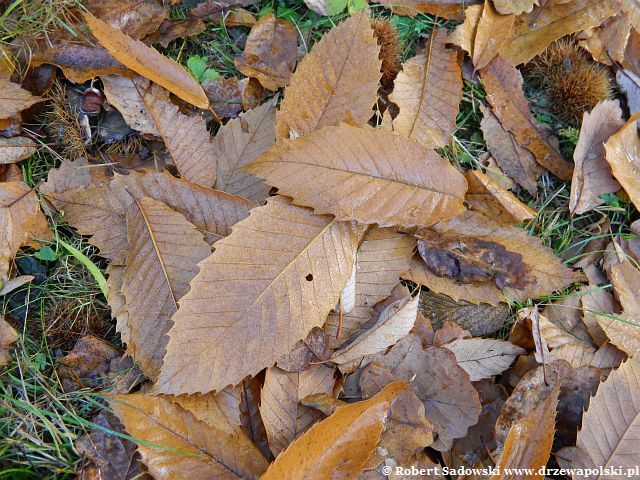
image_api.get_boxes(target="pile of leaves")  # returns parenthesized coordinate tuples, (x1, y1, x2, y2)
(1, 0, 640, 478)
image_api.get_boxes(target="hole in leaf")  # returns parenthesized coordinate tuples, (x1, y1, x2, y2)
(306, 274, 313, 281)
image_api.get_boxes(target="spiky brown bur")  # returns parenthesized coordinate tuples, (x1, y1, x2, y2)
(372, 18, 401, 89)
(44, 82, 90, 159)
(527, 38, 612, 125)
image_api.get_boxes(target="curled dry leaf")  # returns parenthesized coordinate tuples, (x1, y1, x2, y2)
(235, 13, 297, 91)
(389, 28, 462, 149)
(443, 338, 525, 381)
(83, 13, 209, 109)
(0, 318, 18, 365)
(84, 0, 167, 39)
(156, 197, 362, 395)
(260, 382, 408, 480)
(604, 112, 640, 211)
(246, 123, 467, 229)
(259, 365, 335, 456)
(0, 137, 37, 164)
(481, 56, 572, 181)
(204, 76, 265, 120)
(101, 75, 159, 136)
(276, 12, 381, 139)
(570, 99, 624, 215)
(0, 78, 44, 119)
(110, 393, 269, 479)
(371, 0, 479, 20)
(472, 0, 515, 71)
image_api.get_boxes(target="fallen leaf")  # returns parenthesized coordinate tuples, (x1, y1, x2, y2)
(498, 0, 619, 66)
(260, 365, 335, 456)
(260, 382, 408, 480)
(39, 158, 111, 195)
(481, 56, 572, 181)
(0, 317, 18, 365)
(225, 9, 257, 27)
(371, 0, 479, 19)
(447, 4, 482, 55)
(492, 384, 560, 479)
(83, 13, 209, 109)
(493, 0, 536, 15)
(581, 264, 617, 346)
(84, 0, 167, 39)
(472, 0, 515, 71)
(570, 356, 640, 472)
(110, 393, 268, 479)
(190, 0, 257, 21)
(144, 19, 207, 48)
(102, 75, 159, 136)
(569, 99, 625, 215)
(552, 342, 625, 372)
(235, 13, 297, 91)
(171, 386, 243, 435)
(0, 136, 37, 164)
(389, 28, 462, 148)
(302, 0, 346, 16)
(443, 338, 525, 381)
(604, 112, 640, 211)
(213, 98, 275, 203)
(277, 327, 330, 372)
(57, 335, 122, 392)
(0, 78, 44, 120)
(156, 197, 361, 395)
(480, 104, 543, 195)
(240, 376, 272, 461)
(432, 319, 471, 346)
(246, 123, 468, 229)
(579, 14, 632, 66)
(204, 76, 265, 119)
(337, 262, 357, 315)
(276, 12, 381, 139)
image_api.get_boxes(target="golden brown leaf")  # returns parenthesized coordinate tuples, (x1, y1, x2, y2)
(389, 28, 462, 149)
(481, 56, 573, 181)
(213, 98, 276, 203)
(447, 4, 482, 55)
(261, 382, 408, 480)
(121, 196, 211, 380)
(372, 0, 479, 19)
(84, 0, 167, 39)
(0, 318, 18, 365)
(465, 170, 536, 223)
(235, 13, 297, 91)
(259, 365, 335, 456)
(156, 197, 361, 395)
(83, 13, 209, 109)
(570, 99, 624, 215)
(472, 0, 515, 71)
(171, 386, 242, 435)
(493, 0, 536, 15)
(275, 12, 381, 139)
(0, 137, 37, 164)
(246, 124, 467, 229)
(443, 338, 525, 381)
(110, 393, 268, 479)
(101, 75, 159, 136)
(0, 78, 44, 119)
(498, 0, 619, 66)
(604, 112, 640, 211)
(580, 14, 632, 66)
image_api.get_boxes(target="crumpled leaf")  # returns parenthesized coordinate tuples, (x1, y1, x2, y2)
(498, 0, 619, 66)
(0, 78, 44, 119)
(213, 98, 275, 203)
(570, 99, 625, 215)
(203, 76, 264, 120)
(604, 112, 640, 211)
(246, 124, 467, 229)
(235, 13, 297, 91)
(389, 28, 462, 149)
(144, 19, 207, 48)
(83, 13, 209, 108)
(101, 75, 159, 136)
(275, 12, 381, 139)
(569, 356, 640, 473)
(0, 137, 37, 164)
(472, 0, 515, 71)
(156, 197, 361, 395)
(260, 382, 408, 480)
(0, 318, 18, 365)
(481, 55, 572, 181)
(493, 0, 536, 15)
(110, 393, 269, 479)
(84, 0, 167, 39)
(57, 335, 123, 392)
(121, 196, 211, 380)
(259, 365, 335, 456)
(579, 14, 631, 66)
(371, 0, 479, 19)
(443, 338, 525, 381)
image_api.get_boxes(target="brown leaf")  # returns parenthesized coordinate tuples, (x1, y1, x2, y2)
(39, 158, 111, 195)
(213, 98, 276, 203)
(492, 384, 560, 479)
(0, 78, 44, 120)
(0, 317, 18, 365)
(481, 56, 572, 181)
(102, 75, 159, 136)
(604, 112, 640, 211)
(551, 342, 625, 371)
(204, 76, 265, 120)
(83, 13, 209, 109)
(84, 0, 167, 39)
(371, 0, 479, 19)
(579, 14, 632, 66)
(110, 393, 268, 479)
(276, 12, 381, 139)
(260, 365, 335, 456)
(240, 376, 272, 460)
(144, 19, 207, 48)
(156, 197, 361, 395)
(493, 0, 536, 15)
(246, 124, 467, 229)
(569, 99, 625, 215)
(0, 137, 37, 164)
(480, 104, 543, 195)
(190, 0, 257, 21)
(57, 335, 122, 392)
(472, 0, 515, 71)
(447, 4, 482, 55)
(389, 28, 462, 149)
(443, 338, 525, 381)
(498, 0, 619, 66)
(171, 386, 243, 435)
(277, 327, 329, 372)
(581, 265, 617, 346)
(235, 13, 297, 91)
(569, 356, 640, 472)
(260, 382, 408, 480)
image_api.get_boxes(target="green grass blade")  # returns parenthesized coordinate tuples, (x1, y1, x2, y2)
(57, 240, 108, 299)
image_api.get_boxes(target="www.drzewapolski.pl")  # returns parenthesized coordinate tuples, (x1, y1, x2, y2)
(385, 465, 640, 477)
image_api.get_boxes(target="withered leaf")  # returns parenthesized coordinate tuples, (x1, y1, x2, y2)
(443, 338, 525, 381)
(604, 112, 640, 211)
(447, 4, 482, 55)
(121, 196, 211, 380)
(493, 0, 536, 15)
(110, 393, 268, 479)
(276, 327, 329, 372)
(0, 137, 37, 164)
(0, 318, 18, 365)
(84, 0, 167, 39)
(260, 382, 408, 480)
(83, 13, 209, 109)
(498, 0, 619, 66)
(171, 386, 243, 435)
(472, 0, 515, 71)
(371, 0, 479, 19)
(276, 12, 381, 139)
(189, 0, 257, 21)
(58, 335, 122, 392)
(39, 158, 110, 195)
(102, 75, 159, 136)
(481, 56, 572, 181)
(240, 377, 272, 461)
(204, 76, 265, 120)
(156, 197, 361, 395)
(0, 78, 44, 119)
(144, 19, 207, 48)
(570, 99, 625, 215)
(552, 342, 625, 372)
(260, 365, 335, 456)
(213, 98, 276, 203)
(389, 28, 462, 149)
(235, 13, 297, 91)
(246, 124, 467, 229)
(579, 14, 632, 66)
